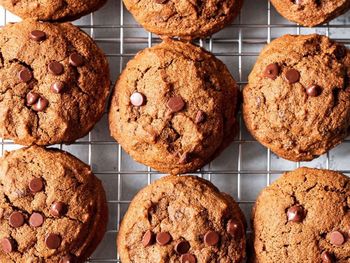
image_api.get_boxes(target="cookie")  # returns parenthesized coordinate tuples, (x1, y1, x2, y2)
(0, 146, 108, 262)
(122, 0, 243, 39)
(0, 20, 110, 146)
(243, 34, 350, 162)
(252, 167, 350, 263)
(118, 175, 246, 263)
(0, 0, 107, 21)
(270, 0, 350, 27)
(109, 39, 238, 174)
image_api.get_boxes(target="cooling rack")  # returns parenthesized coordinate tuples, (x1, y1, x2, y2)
(1, 0, 350, 262)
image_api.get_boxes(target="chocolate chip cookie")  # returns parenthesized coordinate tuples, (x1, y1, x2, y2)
(109, 39, 239, 174)
(270, 0, 350, 27)
(0, 146, 108, 262)
(118, 175, 246, 263)
(252, 167, 350, 263)
(0, 0, 107, 21)
(243, 34, 350, 162)
(0, 20, 110, 146)
(122, 0, 243, 39)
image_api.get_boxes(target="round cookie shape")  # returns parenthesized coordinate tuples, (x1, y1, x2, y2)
(118, 175, 246, 263)
(0, 20, 110, 146)
(243, 34, 350, 162)
(0, 146, 108, 262)
(0, 0, 107, 21)
(270, 0, 350, 27)
(122, 0, 243, 39)
(109, 40, 238, 174)
(252, 167, 350, 263)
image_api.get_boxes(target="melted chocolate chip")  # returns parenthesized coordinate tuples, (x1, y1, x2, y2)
(69, 53, 84, 67)
(306, 85, 321, 97)
(29, 178, 44, 193)
(263, 63, 279, 80)
(9, 211, 25, 228)
(130, 92, 145, 107)
(167, 96, 185, 113)
(26, 92, 39, 106)
(287, 205, 305, 222)
(175, 240, 190, 254)
(156, 232, 171, 246)
(50, 202, 67, 217)
(142, 230, 155, 247)
(0, 238, 15, 253)
(18, 67, 33, 83)
(227, 219, 240, 238)
(51, 81, 66, 94)
(48, 61, 64, 75)
(321, 251, 334, 263)
(195, 110, 206, 124)
(29, 212, 44, 227)
(180, 253, 196, 263)
(284, 69, 300, 84)
(29, 30, 46, 42)
(204, 231, 219, 246)
(329, 231, 345, 246)
(32, 97, 49, 112)
(45, 234, 61, 249)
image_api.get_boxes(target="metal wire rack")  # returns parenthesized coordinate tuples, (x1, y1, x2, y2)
(1, 0, 350, 262)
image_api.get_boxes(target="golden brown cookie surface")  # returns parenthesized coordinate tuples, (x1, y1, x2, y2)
(109, 40, 238, 174)
(0, 146, 108, 262)
(252, 167, 350, 263)
(118, 175, 246, 263)
(243, 34, 350, 162)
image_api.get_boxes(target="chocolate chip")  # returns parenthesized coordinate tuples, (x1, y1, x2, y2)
(32, 97, 49, 112)
(29, 30, 46, 42)
(167, 96, 185, 113)
(18, 67, 33, 83)
(175, 240, 190, 254)
(179, 152, 189, 164)
(45, 234, 61, 249)
(51, 81, 66, 94)
(69, 53, 84, 67)
(155, 0, 168, 3)
(29, 212, 44, 227)
(0, 238, 15, 253)
(329, 231, 345, 246)
(204, 231, 219, 246)
(180, 253, 196, 263)
(59, 254, 77, 263)
(156, 232, 171, 246)
(227, 219, 240, 238)
(287, 205, 304, 222)
(9, 211, 25, 228)
(195, 110, 206, 124)
(334, 45, 346, 60)
(48, 61, 64, 75)
(284, 69, 300, 84)
(130, 92, 145, 107)
(306, 85, 321, 97)
(50, 202, 67, 217)
(142, 230, 155, 247)
(321, 251, 334, 263)
(263, 63, 279, 80)
(26, 92, 39, 106)
(29, 178, 44, 193)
